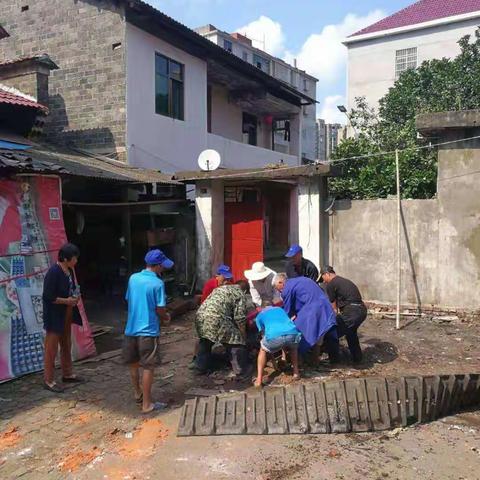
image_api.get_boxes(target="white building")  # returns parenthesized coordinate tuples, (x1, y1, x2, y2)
(344, 0, 480, 110)
(126, 16, 315, 173)
(195, 25, 318, 163)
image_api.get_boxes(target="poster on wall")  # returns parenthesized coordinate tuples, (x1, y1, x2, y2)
(0, 175, 96, 383)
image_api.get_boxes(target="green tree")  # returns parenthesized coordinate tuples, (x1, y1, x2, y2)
(330, 28, 480, 199)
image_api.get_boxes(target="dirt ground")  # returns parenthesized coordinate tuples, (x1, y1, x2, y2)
(1, 313, 479, 480)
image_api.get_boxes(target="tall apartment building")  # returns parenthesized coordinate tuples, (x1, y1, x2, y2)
(344, 0, 480, 109)
(196, 24, 318, 162)
(316, 120, 345, 160)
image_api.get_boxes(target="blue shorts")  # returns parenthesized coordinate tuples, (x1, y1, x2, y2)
(260, 333, 302, 353)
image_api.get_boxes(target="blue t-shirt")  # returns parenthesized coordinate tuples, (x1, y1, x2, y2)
(255, 307, 300, 341)
(125, 270, 166, 336)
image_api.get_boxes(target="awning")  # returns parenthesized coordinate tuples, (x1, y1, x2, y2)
(0, 144, 180, 184)
(174, 163, 338, 182)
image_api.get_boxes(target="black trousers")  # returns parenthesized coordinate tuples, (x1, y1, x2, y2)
(195, 338, 249, 375)
(336, 304, 367, 362)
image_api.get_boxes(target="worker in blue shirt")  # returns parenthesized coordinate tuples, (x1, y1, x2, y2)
(254, 306, 302, 387)
(123, 249, 173, 414)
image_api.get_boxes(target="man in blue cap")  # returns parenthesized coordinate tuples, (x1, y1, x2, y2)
(123, 249, 174, 413)
(200, 264, 233, 304)
(285, 244, 319, 282)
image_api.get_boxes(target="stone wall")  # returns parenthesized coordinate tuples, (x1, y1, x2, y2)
(0, 0, 127, 158)
(329, 123, 480, 312)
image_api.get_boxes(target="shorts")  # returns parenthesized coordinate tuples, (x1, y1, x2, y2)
(260, 333, 302, 353)
(122, 336, 160, 370)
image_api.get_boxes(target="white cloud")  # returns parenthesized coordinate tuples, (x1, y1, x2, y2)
(319, 94, 348, 124)
(285, 10, 385, 85)
(235, 16, 285, 57)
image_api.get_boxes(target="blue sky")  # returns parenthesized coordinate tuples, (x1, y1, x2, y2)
(149, 0, 414, 123)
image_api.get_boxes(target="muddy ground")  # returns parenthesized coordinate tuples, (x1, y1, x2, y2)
(0, 313, 479, 480)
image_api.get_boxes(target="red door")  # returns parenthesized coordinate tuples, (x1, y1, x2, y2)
(224, 202, 263, 280)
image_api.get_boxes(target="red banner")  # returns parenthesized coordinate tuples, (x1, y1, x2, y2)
(0, 176, 96, 382)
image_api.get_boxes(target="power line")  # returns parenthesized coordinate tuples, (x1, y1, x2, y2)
(327, 134, 480, 166)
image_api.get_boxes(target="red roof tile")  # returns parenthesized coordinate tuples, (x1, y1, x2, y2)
(0, 88, 48, 112)
(351, 0, 480, 37)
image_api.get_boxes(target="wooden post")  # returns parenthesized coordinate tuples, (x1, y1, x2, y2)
(395, 149, 401, 330)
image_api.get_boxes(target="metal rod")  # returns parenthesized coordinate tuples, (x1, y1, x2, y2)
(395, 149, 401, 330)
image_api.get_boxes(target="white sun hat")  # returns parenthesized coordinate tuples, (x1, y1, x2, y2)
(244, 262, 272, 281)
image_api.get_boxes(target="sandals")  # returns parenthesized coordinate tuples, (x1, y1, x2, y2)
(142, 401, 168, 414)
(44, 382, 64, 393)
(135, 393, 143, 404)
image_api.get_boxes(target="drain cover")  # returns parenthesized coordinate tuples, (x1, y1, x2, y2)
(177, 374, 480, 436)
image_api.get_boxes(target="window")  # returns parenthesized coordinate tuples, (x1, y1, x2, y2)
(242, 51, 248, 62)
(223, 39, 233, 53)
(303, 78, 308, 91)
(253, 54, 270, 73)
(242, 113, 257, 146)
(155, 53, 184, 120)
(290, 70, 297, 87)
(395, 47, 417, 79)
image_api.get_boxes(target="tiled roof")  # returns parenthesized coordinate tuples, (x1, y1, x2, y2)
(0, 87, 48, 112)
(351, 0, 480, 37)
(0, 54, 58, 69)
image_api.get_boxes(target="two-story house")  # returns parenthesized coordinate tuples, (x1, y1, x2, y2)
(0, 0, 314, 173)
(344, 0, 480, 110)
(196, 24, 318, 163)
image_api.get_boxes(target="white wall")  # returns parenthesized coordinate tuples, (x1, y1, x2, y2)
(126, 23, 208, 172)
(210, 84, 243, 142)
(347, 18, 480, 110)
(207, 133, 298, 168)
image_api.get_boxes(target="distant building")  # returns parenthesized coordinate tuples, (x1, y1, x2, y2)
(316, 121, 345, 160)
(196, 24, 318, 162)
(344, 0, 480, 109)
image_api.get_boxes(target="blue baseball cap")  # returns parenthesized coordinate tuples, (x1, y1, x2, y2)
(285, 244, 302, 258)
(216, 264, 233, 279)
(144, 249, 174, 269)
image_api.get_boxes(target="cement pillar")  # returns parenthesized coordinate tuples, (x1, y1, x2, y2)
(195, 179, 224, 285)
(298, 177, 324, 267)
(289, 110, 303, 164)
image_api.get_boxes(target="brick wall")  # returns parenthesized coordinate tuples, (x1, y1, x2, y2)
(0, 0, 127, 159)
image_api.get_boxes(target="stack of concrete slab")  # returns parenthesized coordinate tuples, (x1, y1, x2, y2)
(178, 374, 480, 436)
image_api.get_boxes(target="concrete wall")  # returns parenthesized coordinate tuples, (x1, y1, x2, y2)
(0, 0, 127, 158)
(329, 129, 480, 310)
(330, 199, 439, 306)
(210, 85, 243, 143)
(347, 18, 480, 110)
(206, 133, 298, 168)
(436, 132, 480, 309)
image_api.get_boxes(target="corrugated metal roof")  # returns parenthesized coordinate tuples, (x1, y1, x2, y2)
(0, 145, 180, 184)
(351, 0, 480, 38)
(174, 163, 335, 182)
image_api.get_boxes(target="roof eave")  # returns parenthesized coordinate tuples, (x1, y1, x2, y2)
(124, 0, 315, 106)
(344, 10, 480, 45)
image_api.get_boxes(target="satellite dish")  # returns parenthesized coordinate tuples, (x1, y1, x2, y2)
(198, 149, 221, 171)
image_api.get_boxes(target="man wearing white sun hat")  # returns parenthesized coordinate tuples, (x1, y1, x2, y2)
(244, 261, 281, 308)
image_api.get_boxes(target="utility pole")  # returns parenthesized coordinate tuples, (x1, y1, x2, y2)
(395, 149, 401, 330)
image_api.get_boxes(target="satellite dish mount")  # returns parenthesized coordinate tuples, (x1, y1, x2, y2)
(198, 149, 221, 171)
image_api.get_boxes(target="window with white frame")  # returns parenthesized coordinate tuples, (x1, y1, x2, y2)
(395, 47, 417, 79)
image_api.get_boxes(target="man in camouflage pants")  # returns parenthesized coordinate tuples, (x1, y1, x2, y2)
(193, 280, 252, 379)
